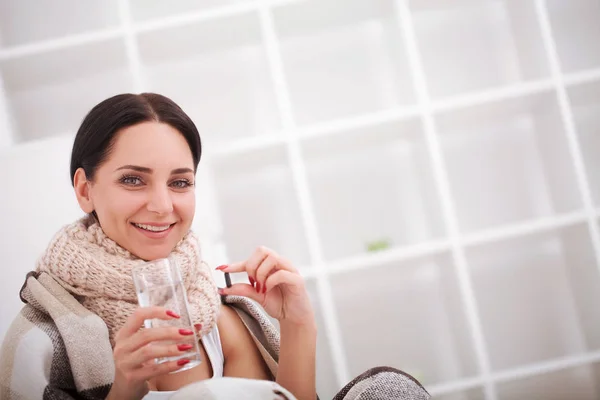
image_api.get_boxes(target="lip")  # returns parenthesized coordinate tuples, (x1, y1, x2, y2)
(131, 222, 176, 239)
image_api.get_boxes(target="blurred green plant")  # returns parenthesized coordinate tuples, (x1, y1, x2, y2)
(366, 238, 391, 252)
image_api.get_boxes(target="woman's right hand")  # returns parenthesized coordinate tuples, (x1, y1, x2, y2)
(106, 307, 196, 400)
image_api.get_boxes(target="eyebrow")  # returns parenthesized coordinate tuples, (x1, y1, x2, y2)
(115, 165, 194, 175)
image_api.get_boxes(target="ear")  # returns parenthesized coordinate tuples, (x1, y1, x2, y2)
(73, 168, 95, 214)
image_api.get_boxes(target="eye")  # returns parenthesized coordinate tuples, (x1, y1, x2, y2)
(120, 175, 143, 186)
(171, 179, 194, 189)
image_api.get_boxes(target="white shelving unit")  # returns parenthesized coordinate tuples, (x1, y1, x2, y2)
(1, 1, 600, 399)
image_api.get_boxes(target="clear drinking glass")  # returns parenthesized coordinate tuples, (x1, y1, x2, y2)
(131, 257, 202, 372)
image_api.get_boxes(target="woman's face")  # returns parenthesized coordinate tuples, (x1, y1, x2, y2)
(78, 121, 196, 261)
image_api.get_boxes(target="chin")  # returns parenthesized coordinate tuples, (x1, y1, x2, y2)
(130, 245, 175, 262)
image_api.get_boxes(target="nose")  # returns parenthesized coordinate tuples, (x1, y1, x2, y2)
(147, 186, 174, 215)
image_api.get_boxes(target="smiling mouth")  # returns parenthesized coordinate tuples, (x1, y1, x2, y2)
(132, 222, 175, 232)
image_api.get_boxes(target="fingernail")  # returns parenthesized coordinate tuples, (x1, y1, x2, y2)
(218, 287, 226, 295)
(177, 358, 190, 366)
(179, 329, 194, 336)
(255, 282, 261, 293)
(194, 323, 202, 331)
(249, 276, 255, 286)
(166, 310, 180, 319)
(215, 265, 228, 271)
(177, 344, 193, 351)
(262, 284, 267, 294)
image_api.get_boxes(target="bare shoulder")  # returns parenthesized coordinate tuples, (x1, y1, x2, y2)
(217, 303, 271, 379)
(217, 303, 242, 330)
(217, 304, 249, 357)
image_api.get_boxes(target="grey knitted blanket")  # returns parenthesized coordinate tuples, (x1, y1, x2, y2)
(0, 271, 429, 400)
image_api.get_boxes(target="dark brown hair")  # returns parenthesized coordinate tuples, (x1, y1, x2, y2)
(70, 93, 202, 185)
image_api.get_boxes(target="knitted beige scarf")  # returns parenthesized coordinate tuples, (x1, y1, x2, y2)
(36, 216, 220, 345)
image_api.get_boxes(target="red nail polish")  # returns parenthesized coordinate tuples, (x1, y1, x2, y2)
(262, 284, 267, 294)
(177, 358, 190, 366)
(177, 344, 193, 351)
(255, 282, 261, 293)
(179, 328, 194, 336)
(215, 265, 228, 271)
(249, 276, 255, 286)
(166, 310, 180, 319)
(194, 323, 202, 331)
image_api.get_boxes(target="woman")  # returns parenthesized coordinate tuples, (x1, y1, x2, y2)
(0, 93, 316, 400)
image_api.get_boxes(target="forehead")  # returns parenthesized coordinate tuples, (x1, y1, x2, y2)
(106, 121, 195, 169)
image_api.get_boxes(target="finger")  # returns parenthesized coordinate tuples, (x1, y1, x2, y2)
(193, 323, 203, 334)
(116, 307, 179, 341)
(267, 253, 297, 274)
(124, 342, 196, 370)
(264, 270, 304, 294)
(246, 246, 272, 282)
(255, 254, 279, 294)
(218, 260, 246, 273)
(132, 357, 195, 382)
(218, 246, 271, 280)
(117, 326, 195, 355)
(219, 283, 262, 303)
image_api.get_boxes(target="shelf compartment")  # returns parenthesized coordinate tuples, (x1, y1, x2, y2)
(409, 0, 550, 99)
(466, 223, 600, 371)
(330, 253, 479, 386)
(0, 39, 132, 142)
(435, 91, 582, 233)
(567, 80, 600, 206)
(210, 144, 310, 267)
(128, 0, 251, 22)
(271, 0, 416, 125)
(300, 117, 445, 261)
(496, 363, 600, 400)
(0, 0, 120, 49)
(137, 12, 281, 147)
(545, 0, 600, 73)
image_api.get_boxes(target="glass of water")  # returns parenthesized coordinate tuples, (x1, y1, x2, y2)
(131, 257, 202, 372)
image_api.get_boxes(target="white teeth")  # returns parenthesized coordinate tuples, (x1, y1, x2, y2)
(134, 223, 171, 232)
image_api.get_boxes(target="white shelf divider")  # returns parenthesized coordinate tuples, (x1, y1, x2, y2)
(534, 0, 600, 311)
(0, 28, 124, 61)
(431, 78, 554, 114)
(118, 0, 145, 91)
(395, 1, 496, 399)
(491, 349, 600, 385)
(428, 350, 600, 398)
(133, 1, 262, 34)
(564, 67, 600, 87)
(258, 2, 351, 388)
(321, 210, 588, 281)
(462, 210, 588, 249)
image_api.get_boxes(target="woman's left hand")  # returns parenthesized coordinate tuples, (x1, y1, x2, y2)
(216, 246, 315, 326)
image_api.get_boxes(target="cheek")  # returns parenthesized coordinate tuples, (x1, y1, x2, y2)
(177, 193, 196, 221)
(97, 189, 146, 220)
